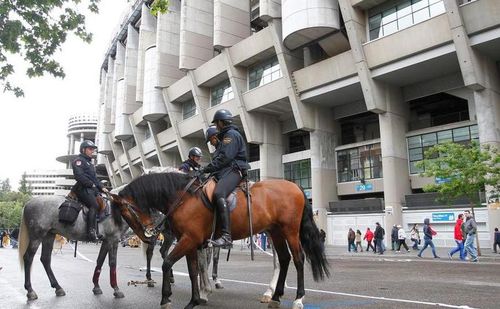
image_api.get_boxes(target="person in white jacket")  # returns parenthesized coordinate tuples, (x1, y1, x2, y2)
(396, 225, 410, 252)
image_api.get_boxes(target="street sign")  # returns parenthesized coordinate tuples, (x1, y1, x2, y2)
(432, 212, 455, 222)
(435, 177, 451, 184)
(356, 183, 373, 192)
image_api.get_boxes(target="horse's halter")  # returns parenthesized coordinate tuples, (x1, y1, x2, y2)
(106, 194, 157, 238)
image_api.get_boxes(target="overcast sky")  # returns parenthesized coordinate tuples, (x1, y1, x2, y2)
(0, 0, 130, 189)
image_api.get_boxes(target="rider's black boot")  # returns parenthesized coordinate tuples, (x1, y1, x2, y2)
(87, 207, 102, 242)
(211, 198, 232, 249)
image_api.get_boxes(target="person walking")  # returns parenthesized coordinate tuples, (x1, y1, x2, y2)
(410, 224, 421, 250)
(364, 227, 375, 252)
(463, 210, 478, 262)
(448, 214, 466, 260)
(396, 225, 410, 252)
(417, 218, 440, 258)
(355, 229, 363, 252)
(347, 228, 356, 252)
(374, 222, 385, 255)
(493, 227, 500, 254)
(391, 225, 398, 251)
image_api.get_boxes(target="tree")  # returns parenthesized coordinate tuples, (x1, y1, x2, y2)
(418, 141, 500, 255)
(19, 172, 31, 195)
(0, 178, 12, 194)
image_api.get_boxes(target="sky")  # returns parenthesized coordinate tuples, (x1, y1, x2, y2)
(0, 0, 130, 189)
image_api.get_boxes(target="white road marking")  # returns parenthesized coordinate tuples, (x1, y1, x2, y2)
(67, 243, 95, 263)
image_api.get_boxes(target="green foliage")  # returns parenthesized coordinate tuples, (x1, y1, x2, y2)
(0, 179, 30, 228)
(151, 0, 169, 16)
(0, 178, 11, 193)
(0, 0, 100, 97)
(18, 172, 31, 195)
(417, 141, 500, 207)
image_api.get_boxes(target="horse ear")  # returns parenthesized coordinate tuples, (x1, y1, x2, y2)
(108, 193, 121, 204)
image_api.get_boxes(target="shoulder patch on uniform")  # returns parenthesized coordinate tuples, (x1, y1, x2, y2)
(75, 160, 82, 166)
(223, 137, 232, 144)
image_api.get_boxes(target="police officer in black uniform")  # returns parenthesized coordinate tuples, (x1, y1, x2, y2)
(179, 147, 203, 173)
(201, 109, 249, 248)
(71, 140, 108, 241)
(205, 126, 219, 148)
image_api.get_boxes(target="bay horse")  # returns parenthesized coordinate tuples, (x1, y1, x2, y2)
(111, 171, 329, 309)
(18, 190, 147, 301)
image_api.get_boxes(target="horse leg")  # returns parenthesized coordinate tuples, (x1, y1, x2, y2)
(109, 241, 124, 298)
(261, 244, 279, 303)
(92, 239, 110, 295)
(160, 237, 199, 309)
(146, 240, 155, 287)
(40, 234, 65, 297)
(212, 247, 223, 289)
(284, 234, 305, 309)
(24, 239, 41, 301)
(161, 229, 175, 284)
(197, 248, 211, 304)
(268, 232, 291, 309)
(185, 251, 202, 309)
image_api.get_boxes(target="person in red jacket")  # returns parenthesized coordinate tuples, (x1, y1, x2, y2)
(364, 227, 375, 252)
(448, 214, 465, 260)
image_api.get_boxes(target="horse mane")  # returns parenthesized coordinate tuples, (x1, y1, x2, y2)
(119, 171, 192, 212)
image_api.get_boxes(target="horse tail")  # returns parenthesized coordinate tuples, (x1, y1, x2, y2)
(18, 208, 29, 270)
(299, 188, 330, 281)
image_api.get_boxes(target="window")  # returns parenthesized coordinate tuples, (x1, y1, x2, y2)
(247, 169, 260, 182)
(248, 56, 282, 90)
(284, 159, 311, 189)
(286, 130, 310, 154)
(248, 143, 260, 162)
(182, 99, 197, 120)
(210, 80, 233, 106)
(368, 0, 445, 40)
(337, 143, 382, 183)
(407, 125, 479, 174)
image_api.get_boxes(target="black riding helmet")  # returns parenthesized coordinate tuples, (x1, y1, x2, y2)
(205, 126, 218, 142)
(80, 140, 97, 154)
(188, 147, 202, 158)
(212, 109, 233, 124)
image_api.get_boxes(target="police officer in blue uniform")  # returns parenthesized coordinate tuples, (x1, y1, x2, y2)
(71, 140, 108, 241)
(179, 147, 203, 173)
(201, 110, 250, 248)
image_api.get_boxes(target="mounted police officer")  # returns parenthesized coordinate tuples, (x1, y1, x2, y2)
(179, 147, 203, 173)
(71, 140, 108, 241)
(201, 109, 249, 248)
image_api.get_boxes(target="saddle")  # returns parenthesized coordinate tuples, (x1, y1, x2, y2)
(200, 177, 254, 212)
(58, 192, 109, 225)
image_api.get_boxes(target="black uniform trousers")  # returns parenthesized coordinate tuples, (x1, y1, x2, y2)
(214, 170, 241, 201)
(76, 188, 99, 213)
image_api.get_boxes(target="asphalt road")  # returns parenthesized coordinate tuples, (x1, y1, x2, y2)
(1, 242, 499, 309)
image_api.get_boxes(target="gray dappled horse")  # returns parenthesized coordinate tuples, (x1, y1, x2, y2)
(18, 187, 131, 301)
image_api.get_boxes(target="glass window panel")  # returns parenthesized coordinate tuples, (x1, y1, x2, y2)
(437, 130, 452, 143)
(470, 125, 479, 140)
(412, 0, 429, 11)
(369, 14, 383, 29)
(370, 28, 382, 40)
(422, 133, 437, 146)
(397, 1, 412, 17)
(409, 148, 423, 161)
(271, 70, 281, 81)
(383, 21, 398, 36)
(382, 8, 397, 24)
(429, 0, 441, 4)
(410, 161, 424, 174)
(453, 127, 470, 142)
(429, 1, 445, 17)
(263, 74, 272, 84)
(408, 136, 422, 149)
(398, 14, 413, 29)
(413, 7, 430, 23)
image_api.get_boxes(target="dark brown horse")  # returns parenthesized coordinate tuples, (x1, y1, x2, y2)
(111, 172, 329, 309)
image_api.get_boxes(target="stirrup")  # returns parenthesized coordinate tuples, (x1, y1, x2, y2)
(209, 237, 233, 249)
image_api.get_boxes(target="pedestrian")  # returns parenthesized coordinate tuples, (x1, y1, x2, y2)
(355, 229, 363, 252)
(396, 225, 410, 252)
(374, 222, 385, 255)
(0, 231, 4, 248)
(364, 227, 375, 252)
(391, 224, 398, 251)
(448, 214, 466, 260)
(494, 228, 500, 253)
(410, 224, 421, 250)
(347, 228, 356, 252)
(463, 210, 478, 262)
(417, 218, 440, 259)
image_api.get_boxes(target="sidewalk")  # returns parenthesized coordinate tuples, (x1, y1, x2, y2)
(324, 245, 500, 261)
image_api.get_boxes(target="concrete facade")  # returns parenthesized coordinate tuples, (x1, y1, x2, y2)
(98, 0, 500, 247)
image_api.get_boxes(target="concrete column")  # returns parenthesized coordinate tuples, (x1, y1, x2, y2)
(120, 141, 140, 178)
(259, 116, 283, 180)
(310, 107, 338, 231)
(111, 44, 125, 125)
(107, 134, 131, 183)
(259, 0, 281, 22)
(378, 88, 411, 232)
(136, 3, 157, 104)
(213, 0, 251, 49)
(179, 0, 214, 70)
(123, 24, 140, 115)
(103, 57, 114, 133)
(105, 155, 121, 187)
(128, 115, 152, 170)
(147, 121, 169, 166)
(69, 135, 75, 155)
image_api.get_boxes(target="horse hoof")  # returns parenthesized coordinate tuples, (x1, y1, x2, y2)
(268, 300, 280, 308)
(92, 287, 103, 295)
(147, 282, 155, 288)
(260, 295, 272, 303)
(292, 300, 304, 309)
(160, 303, 173, 309)
(113, 290, 125, 298)
(27, 291, 38, 301)
(215, 282, 224, 289)
(55, 288, 66, 297)
(199, 298, 208, 305)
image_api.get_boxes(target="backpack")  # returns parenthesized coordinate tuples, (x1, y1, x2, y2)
(58, 199, 83, 224)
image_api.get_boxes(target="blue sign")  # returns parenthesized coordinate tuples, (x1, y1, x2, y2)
(435, 177, 451, 184)
(432, 212, 455, 222)
(356, 183, 373, 192)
